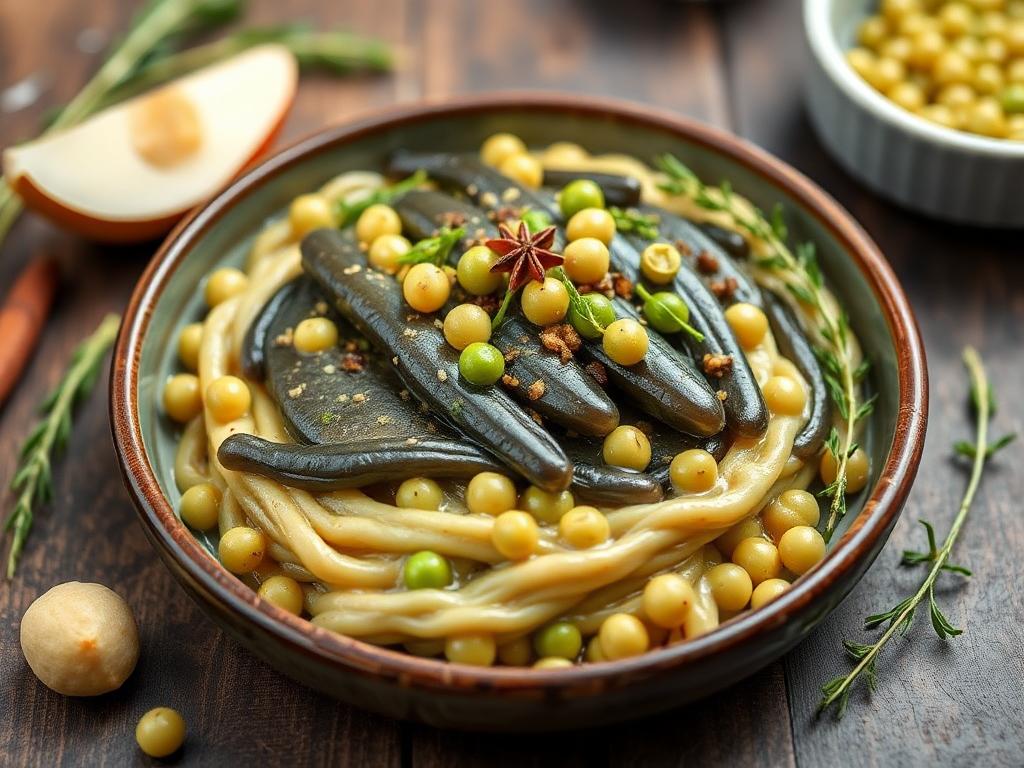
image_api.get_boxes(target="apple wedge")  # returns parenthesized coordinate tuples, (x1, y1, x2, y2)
(3, 44, 298, 243)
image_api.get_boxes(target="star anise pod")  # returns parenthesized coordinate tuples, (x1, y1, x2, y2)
(486, 221, 562, 292)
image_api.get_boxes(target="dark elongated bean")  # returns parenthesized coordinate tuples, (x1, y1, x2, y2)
(542, 169, 642, 208)
(763, 293, 830, 458)
(218, 434, 502, 491)
(578, 298, 725, 437)
(395, 183, 725, 438)
(302, 229, 572, 492)
(561, 401, 726, 494)
(395, 190, 620, 437)
(569, 461, 663, 506)
(258, 279, 462, 448)
(650, 209, 828, 450)
(698, 222, 750, 260)
(495, 314, 620, 437)
(621, 223, 769, 437)
(241, 279, 300, 380)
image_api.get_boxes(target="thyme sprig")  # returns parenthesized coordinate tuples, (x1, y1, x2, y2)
(337, 170, 426, 228)
(3, 314, 120, 578)
(551, 266, 607, 338)
(819, 348, 1013, 718)
(609, 206, 660, 240)
(397, 226, 464, 267)
(656, 154, 871, 539)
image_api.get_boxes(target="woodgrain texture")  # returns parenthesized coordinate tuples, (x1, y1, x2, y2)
(0, 0, 1020, 765)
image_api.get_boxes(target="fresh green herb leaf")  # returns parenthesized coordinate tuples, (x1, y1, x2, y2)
(551, 267, 607, 338)
(953, 433, 1016, 459)
(337, 170, 427, 228)
(397, 226, 464, 268)
(609, 207, 660, 240)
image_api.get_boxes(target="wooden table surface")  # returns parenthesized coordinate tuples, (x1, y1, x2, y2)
(1, 1, 1022, 765)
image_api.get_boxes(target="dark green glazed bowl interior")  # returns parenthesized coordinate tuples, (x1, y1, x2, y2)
(114, 94, 927, 730)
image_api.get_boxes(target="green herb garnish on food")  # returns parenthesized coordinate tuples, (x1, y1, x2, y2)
(657, 153, 870, 540)
(551, 267, 608, 338)
(398, 225, 465, 268)
(3, 314, 120, 578)
(337, 170, 427, 229)
(609, 206, 660, 240)
(635, 284, 703, 343)
(819, 348, 1015, 718)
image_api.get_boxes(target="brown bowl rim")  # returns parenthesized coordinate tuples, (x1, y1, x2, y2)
(110, 92, 928, 698)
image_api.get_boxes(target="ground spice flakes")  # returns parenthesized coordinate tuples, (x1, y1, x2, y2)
(539, 323, 581, 363)
(702, 353, 733, 378)
(710, 277, 738, 302)
(695, 250, 719, 274)
(585, 361, 608, 387)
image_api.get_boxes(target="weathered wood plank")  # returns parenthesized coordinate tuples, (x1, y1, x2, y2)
(0, 2, 410, 766)
(721, 1, 1024, 765)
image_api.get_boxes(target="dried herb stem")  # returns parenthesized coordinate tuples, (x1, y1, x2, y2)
(656, 154, 871, 539)
(818, 347, 1013, 718)
(3, 314, 120, 578)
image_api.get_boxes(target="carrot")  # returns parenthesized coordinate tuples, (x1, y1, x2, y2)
(0, 256, 59, 406)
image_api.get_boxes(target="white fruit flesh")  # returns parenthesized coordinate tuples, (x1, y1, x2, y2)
(3, 44, 297, 227)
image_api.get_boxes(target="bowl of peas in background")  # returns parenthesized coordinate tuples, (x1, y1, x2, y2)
(804, 0, 1024, 226)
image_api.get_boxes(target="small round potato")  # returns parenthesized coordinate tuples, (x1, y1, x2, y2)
(20, 582, 139, 696)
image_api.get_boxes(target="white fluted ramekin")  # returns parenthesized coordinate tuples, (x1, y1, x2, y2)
(804, 0, 1024, 227)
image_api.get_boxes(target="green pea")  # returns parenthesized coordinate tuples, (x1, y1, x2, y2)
(533, 622, 583, 660)
(642, 291, 691, 334)
(559, 180, 605, 219)
(522, 208, 553, 233)
(568, 293, 616, 339)
(459, 342, 505, 386)
(520, 486, 575, 524)
(1001, 84, 1024, 114)
(457, 246, 502, 296)
(403, 551, 452, 590)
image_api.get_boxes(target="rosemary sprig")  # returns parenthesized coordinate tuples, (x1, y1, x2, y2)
(551, 266, 607, 337)
(397, 226, 464, 267)
(609, 206, 660, 240)
(3, 314, 120, 578)
(656, 154, 871, 540)
(54, 25, 393, 116)
(337, 170, 427, 228)
(819, 347, 1013, 718)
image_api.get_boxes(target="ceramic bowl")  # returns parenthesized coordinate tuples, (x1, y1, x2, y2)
(804, 0, 1024, 227)
(110, 93, 927, 731)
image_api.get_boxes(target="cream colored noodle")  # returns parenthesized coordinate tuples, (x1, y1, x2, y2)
(174, 416, 209, 492)
(172, 157, 862, 659)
